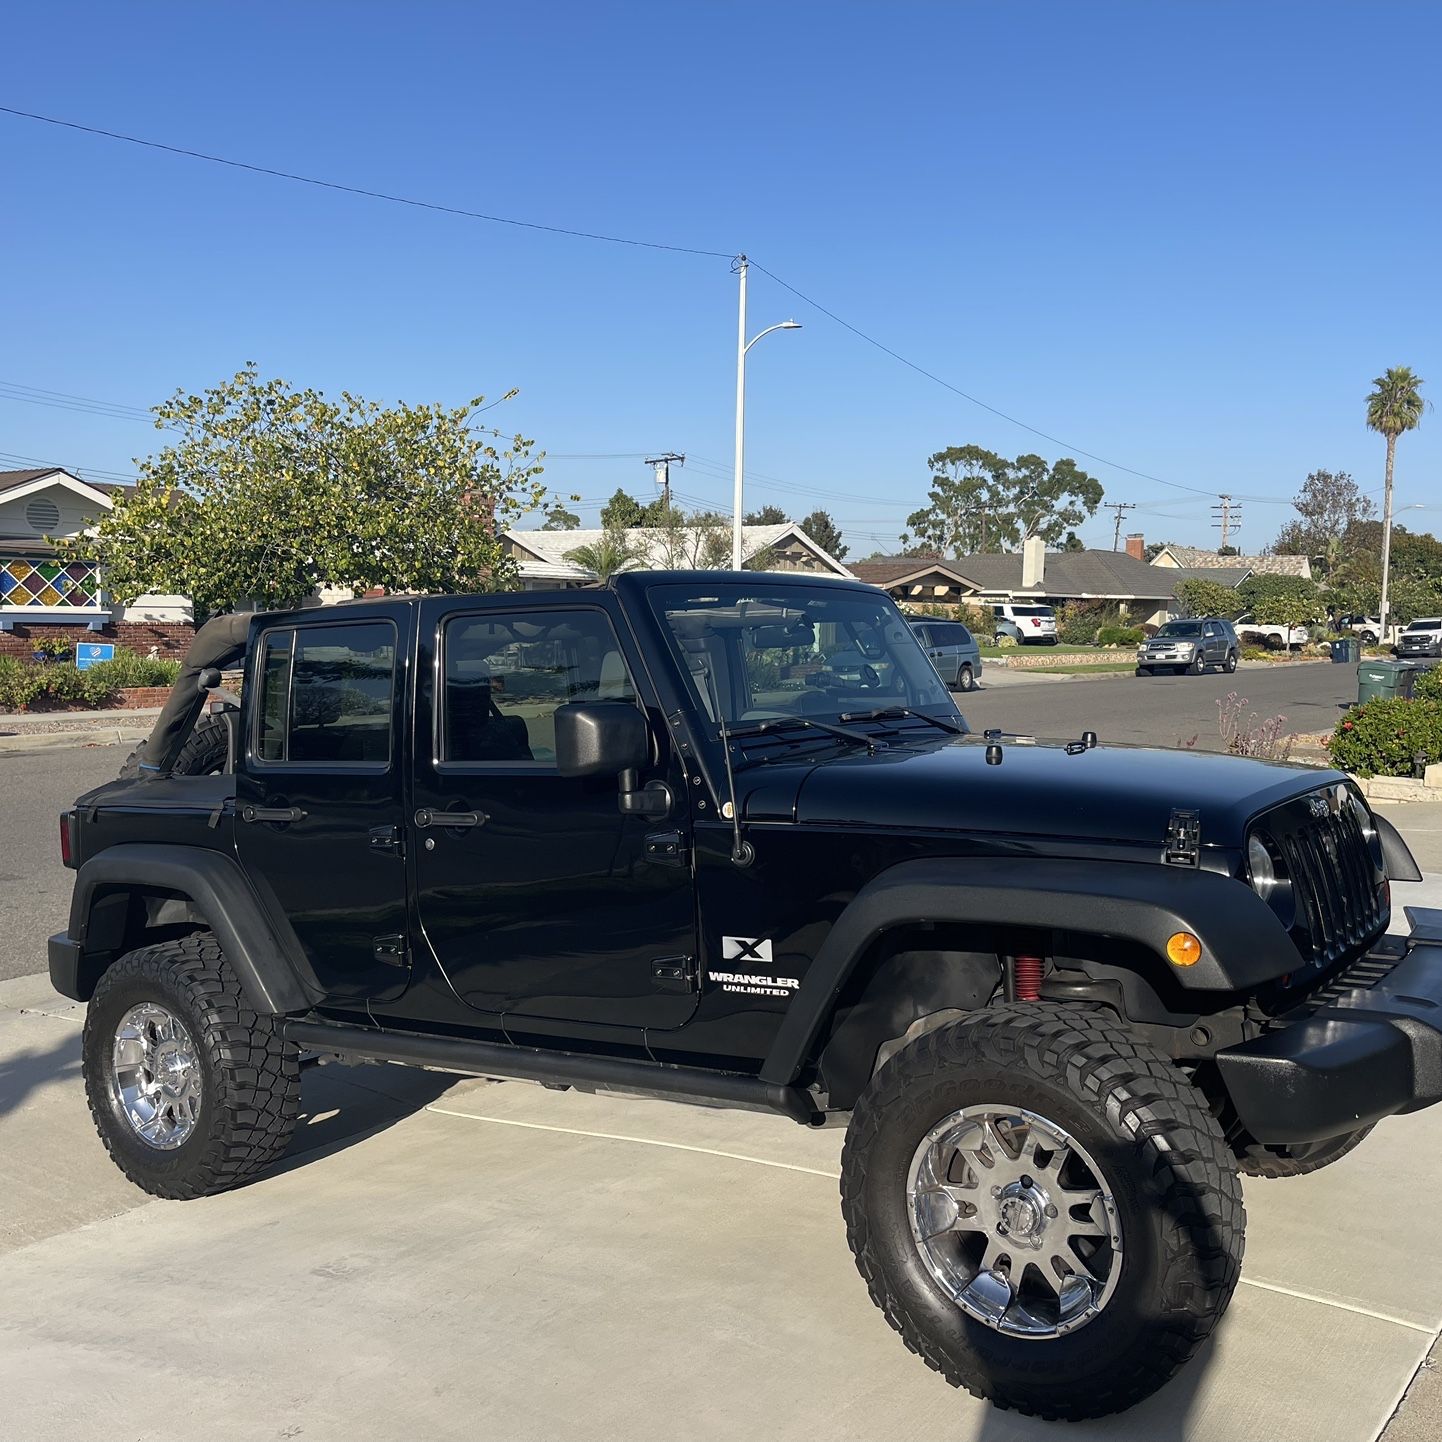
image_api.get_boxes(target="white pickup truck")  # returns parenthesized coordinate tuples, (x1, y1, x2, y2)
(1233, 611, 1310, 650)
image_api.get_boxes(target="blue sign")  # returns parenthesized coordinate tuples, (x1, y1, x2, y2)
(76, 643, 115, 671)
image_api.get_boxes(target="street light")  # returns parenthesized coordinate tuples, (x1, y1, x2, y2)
(732, 255, 801, 569)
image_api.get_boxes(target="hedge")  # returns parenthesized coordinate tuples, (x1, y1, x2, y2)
(0, 651, 182, 713)
(1328, 696, 1442, 778)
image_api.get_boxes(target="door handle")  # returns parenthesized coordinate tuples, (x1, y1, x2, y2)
(240, 804, 307, 824)
(414, 808, 488, 830)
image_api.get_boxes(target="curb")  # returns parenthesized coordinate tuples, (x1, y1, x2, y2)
(1356, 775, 1442, 804)
(0, 727, 147, 755)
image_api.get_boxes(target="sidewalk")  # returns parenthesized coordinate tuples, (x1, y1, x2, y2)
(0, 705, 159, 754)
(3, 822, 1442, 1439)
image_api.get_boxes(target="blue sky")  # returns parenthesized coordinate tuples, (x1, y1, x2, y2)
(3, 2, 1439, 558)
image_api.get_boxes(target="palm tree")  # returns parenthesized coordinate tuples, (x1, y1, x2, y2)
(1366, 366, 1426, 634)
(565, 527, 642, 583)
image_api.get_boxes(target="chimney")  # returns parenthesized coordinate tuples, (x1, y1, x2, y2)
(1022, 534, 1045, 588)
(1125, 533, 1145, 561)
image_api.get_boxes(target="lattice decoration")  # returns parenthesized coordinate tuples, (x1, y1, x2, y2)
(0, 557, 101, 607)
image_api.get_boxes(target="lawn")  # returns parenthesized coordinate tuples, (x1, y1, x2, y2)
(977, 643, 1115, 658)
(1024, 661, 1138, 675)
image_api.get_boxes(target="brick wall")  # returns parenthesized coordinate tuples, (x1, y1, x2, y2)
(0, 619, 196, 660)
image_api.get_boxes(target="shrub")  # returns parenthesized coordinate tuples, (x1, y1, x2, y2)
(995, 633, 1017, 648)
(1328, 696, 1442, 777)
(1096, 625, 1145, 648)
(1413, 667, 1442, 703)
(0, 656, 44, 712)
(84, 652, 182, 689)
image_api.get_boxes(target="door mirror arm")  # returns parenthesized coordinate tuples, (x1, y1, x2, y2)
(619, 775, 672, 818)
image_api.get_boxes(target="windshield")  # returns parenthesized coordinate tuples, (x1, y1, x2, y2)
(649, 583, 958, 728)
(1156, 621, 1202, 638)
(1405, 620, 1440, 632)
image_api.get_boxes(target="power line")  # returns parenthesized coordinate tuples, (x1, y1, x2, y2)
(1212, 494, 1242, 549)
(0, 105, 733, 259)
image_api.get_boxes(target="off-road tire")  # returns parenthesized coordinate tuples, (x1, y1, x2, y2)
(83, 932, 300, 1199)
(840, 1003, 1244, 1421)
(118, 714, 231, 780)
(1236, 1125, 1373, 1179)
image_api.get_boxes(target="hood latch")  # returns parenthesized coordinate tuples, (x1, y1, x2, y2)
(1165, 809, 1201, 867)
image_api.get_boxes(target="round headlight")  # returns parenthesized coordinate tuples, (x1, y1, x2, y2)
(1247, 834, 1277, 900)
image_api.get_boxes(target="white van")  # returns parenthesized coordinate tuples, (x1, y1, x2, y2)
(992, 602, 1058, 645)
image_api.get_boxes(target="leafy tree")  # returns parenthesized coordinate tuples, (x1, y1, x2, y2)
(1173, 577, 1239, 619)
(1366, 366, 1428, 626)
(799, 508, 848, 560)
(653, 507, 730, 569)
(564, 527, 643, 581)
(1060, 531, 1085, 552)
(904, 445, 1102, 555)
(1238, 574, 1320, 626)
(65, 365, 545, 617)
(600, 489, 668, 528)
(1216, 544, 1239, 557)
(1144, 540, 1173, 563)
(744, 504, 789, 525)
(1270, 469, 1375, 570)
(540, 503, 581, 531)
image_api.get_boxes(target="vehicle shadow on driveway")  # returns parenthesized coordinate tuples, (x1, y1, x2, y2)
(272, 1062, 460, 1176)
(0, 1026, 82, 1124)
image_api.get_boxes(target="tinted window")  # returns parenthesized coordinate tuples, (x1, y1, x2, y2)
(1009, 605, 1054, 618)
(651, 584, 953, 727)
(441, 608, 635, 765)
(933, 623, 972, 646)
(255, 622, 396, 765)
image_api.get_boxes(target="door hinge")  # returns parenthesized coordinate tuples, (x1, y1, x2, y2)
(644, 830, 687, 867)
(652, 955, 699, 993)
(1165, 809, 1201, 866)
(372, 934, 409, 968)
(368, 825, 402, 855)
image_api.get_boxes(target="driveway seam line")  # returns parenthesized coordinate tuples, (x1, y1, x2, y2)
(423, 1105, 842, 1178)
(426, 1104, 1442, 1335)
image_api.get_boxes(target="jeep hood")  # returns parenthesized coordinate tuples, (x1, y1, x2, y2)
(746, 736, 1341, 850)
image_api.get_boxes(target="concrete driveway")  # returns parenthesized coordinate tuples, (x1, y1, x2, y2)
(5, 870, 1442, 1441)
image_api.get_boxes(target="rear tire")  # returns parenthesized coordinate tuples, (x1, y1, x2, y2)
(956, 664, 975, 693)
(83, 933, 300, 1200)
(1224, 650, 1238, 673)
(840, 1003, 1244, 1421)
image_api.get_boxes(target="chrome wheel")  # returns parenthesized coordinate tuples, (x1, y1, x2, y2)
(907, 1105, 1122, 1338)
(111, 1002, 203, 1150)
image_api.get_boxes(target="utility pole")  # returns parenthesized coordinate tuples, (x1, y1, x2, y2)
(1212, 494, 1242, 551)
(645, 453, 685, 511)
(1104, 501, 1136, 551)
(732, 256, 749, 570)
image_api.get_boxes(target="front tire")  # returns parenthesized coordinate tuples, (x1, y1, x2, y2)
(83, 933, 301, 1200)
(1135, 666, 1151, 677)
(840, 1004, 1243, 1421)
(1189, 652, 1204, 675)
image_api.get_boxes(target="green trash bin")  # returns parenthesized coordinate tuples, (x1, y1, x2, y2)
(1358, 659, 1425, 704)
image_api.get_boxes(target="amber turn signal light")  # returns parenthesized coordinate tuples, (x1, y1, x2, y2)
(1166, 932, 1202, 967)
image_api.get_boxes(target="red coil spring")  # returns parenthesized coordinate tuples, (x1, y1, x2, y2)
(1013, 955, 1043, 1002)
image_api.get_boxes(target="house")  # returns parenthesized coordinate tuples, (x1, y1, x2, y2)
(1150, 543, 1312, 580)
(0, 467, 194, 659)
(852, 536, 1258, 627)
(501, 521, 851, 587)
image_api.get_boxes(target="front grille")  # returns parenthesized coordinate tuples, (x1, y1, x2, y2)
(1271, 797, 1384, 966)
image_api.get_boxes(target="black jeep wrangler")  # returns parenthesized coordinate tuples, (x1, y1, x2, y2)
(50, 571, 1442, 1420)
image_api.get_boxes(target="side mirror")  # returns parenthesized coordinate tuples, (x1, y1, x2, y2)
(554, 702, 648, 779)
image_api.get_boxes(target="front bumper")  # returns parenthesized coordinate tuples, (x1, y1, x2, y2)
(1217, 909, 1442, 1144)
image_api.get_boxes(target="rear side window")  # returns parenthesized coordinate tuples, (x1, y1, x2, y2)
(1010, 606, 1054, 618)
(254, 621, 396, 765)
(933, 623, 971, 646)
(440, 608, 636, 766)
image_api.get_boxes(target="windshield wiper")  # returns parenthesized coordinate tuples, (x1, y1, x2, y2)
(839, 705, 965, 736)
(725, 715, 883, 753)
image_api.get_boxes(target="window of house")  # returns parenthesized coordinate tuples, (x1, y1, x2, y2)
(440, 609, 636, 765)
(254, 622, 396, 765)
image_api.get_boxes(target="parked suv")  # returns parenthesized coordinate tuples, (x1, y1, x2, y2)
(908, 617, 982, 691)
(1398, 618, 1442, 659)
(1137, 617, 1240, 675)
(991, 602, 1057, 645)
(49, 572, 1442, 1421)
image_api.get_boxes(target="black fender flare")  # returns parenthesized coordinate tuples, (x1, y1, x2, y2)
(61, 843, 313, 1014)
(758, 856, 1299, 1086)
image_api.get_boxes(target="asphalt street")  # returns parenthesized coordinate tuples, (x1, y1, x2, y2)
(0, 744, 128, 983)
(964, 658, 1356, 749)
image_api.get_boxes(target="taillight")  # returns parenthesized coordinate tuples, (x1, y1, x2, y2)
(59, 811, 75, 868)
(1031, 618, 1041, 627)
